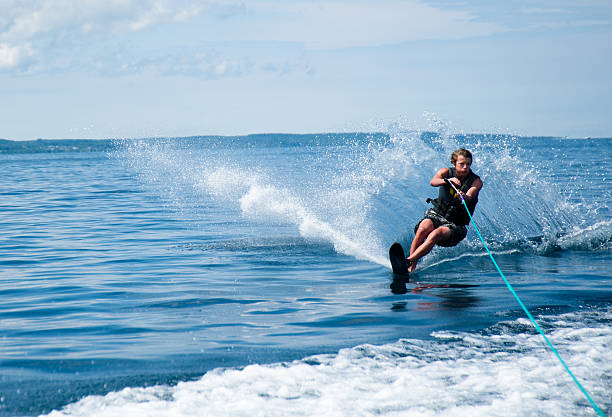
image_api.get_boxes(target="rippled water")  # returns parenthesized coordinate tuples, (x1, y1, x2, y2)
(0, 133, 610, 416)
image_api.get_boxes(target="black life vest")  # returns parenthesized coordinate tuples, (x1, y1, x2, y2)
(429, 167, 479, 226)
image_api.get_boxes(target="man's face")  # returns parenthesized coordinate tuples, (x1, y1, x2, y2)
(454, 155, 472, 179)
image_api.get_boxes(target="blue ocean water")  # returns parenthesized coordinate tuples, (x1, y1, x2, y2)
(0, 132, 610, 417)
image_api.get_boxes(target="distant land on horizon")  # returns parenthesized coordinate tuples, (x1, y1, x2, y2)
(0, 133, 608, 154)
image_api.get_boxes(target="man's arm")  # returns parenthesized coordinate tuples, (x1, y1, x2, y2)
(460, 177, 483, 202)
(429, 168, 450, 187)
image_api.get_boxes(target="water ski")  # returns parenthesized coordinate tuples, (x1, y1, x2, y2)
(389, 242, 409, 276)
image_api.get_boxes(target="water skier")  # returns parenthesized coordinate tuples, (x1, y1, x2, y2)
(407, 148, 483, 273)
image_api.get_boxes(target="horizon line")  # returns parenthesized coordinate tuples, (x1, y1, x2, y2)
(2, 131, 610, 142)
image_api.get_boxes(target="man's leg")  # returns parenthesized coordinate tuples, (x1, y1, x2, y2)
(408, 219, 434, 272)
(407, 226, 451, 271)
(410, 219, 434, 254)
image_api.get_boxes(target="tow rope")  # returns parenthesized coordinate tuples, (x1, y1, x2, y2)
(445, 179, 604, 416)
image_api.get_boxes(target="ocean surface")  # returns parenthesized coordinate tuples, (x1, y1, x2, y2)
(0, 131, 610, 417)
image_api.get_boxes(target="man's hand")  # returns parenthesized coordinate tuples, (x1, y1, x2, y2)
(449, 177, 462, 187)
(445, 177, 466, 201)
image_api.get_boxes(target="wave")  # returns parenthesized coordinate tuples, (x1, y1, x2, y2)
(45, 307, 611, 417)
(114, 131, 611, 270)
(115, 136, 390, 266)
(540, 220, 612, 252)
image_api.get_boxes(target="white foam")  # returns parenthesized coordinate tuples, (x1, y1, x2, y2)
(46, 308, 611, 417)
(117, 139, 393, 266)
(556, 220, 612, 251)
(237, 182, 388, 266)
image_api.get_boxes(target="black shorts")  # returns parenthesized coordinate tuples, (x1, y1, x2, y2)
(414, 209, 467, 247)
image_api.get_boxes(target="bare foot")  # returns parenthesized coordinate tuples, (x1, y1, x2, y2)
(407, 258, 417, 273)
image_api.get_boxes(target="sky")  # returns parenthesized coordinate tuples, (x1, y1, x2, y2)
(1, 0, 611, 140)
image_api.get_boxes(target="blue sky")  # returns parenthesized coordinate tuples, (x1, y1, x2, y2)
(1, 0, 611, 140)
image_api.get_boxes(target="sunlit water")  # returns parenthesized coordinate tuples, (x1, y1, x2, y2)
(0, 132, 610, 416)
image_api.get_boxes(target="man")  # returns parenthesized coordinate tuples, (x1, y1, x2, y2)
(407, 148, 483, 273)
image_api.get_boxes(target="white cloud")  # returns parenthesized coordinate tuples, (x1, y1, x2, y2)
(186, 1, 507, 49)
(0, 0, 213, 70)
(112, 51, 254, 78)
(126, 1, 204, 31)
(520, 8, 570, 14)
(0, 0, 509, 73)
(259, 1, 506, 48)
(0, 42, 34, 69)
